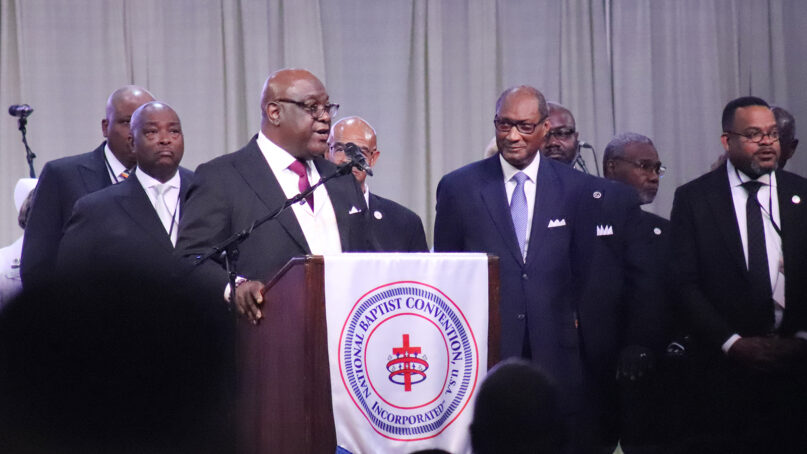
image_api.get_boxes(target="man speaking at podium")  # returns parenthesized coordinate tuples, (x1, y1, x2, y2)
(176, 69, 372, 323)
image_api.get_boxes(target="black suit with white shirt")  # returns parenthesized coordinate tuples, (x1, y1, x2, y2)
(55, 167, 193, 282)
(670, 162, 807, 451)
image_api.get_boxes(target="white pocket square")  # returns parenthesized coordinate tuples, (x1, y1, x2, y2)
(348, 206, 362, 214)
(547, 219, 566, 228)
(596, 225, 614, 236)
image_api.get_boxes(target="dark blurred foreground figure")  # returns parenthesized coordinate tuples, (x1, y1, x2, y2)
(0, 272, 234, 454)
(470, 358, 565, 454)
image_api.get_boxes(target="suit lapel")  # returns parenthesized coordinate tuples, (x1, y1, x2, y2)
(525, 159, 562, 268)
(115, 178, 174, 252)
(231, 140, 310, 253)
(777, 171, 806, 273)
(478, 157, 523, 264)
(78, 143, 112, 193)
(178, 167, 192, 214)
(705, 168, 748, 275)
(318, 156, 357, 249)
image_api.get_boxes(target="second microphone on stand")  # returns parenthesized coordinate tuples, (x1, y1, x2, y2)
(343, 142, 373, 176)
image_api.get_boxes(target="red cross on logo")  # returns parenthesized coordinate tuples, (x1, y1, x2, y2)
(387, 334, 428, 391)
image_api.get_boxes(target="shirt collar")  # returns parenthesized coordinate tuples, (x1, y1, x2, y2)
(135, 166, 181, 190)
(256, 131, 312, 173)
(104, 143, 130, 179)
(726, 158, 776, 189)
(499, 152, 540, 183)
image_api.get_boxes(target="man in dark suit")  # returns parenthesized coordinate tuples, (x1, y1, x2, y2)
(21, 86, 155, 289)
(603, 132, 676, 451)
(434, 85, 651, 453)
(176, 69, 372, 323)
(56, 101, 192, 282)
(671, 96, 807, 452)
(327, 116, 428, 252)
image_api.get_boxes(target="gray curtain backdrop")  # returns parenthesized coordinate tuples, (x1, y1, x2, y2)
(1, 0, 805, 246)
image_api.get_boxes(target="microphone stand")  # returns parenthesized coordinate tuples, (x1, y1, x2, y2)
(16, 117, 37, 178)
(194, 162, 357, 307)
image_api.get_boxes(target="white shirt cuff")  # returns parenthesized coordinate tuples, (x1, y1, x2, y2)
(223, 276, 247, 302)
(722, 334, 742, 354)
(794, 331, 807, 342)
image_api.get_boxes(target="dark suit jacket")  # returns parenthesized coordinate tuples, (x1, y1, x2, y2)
(434, 155, 649, 420)
(21, 143, 112, 289)
(176, 136, 373, 294)
(55, 168, 194, 281)
(368, 192, 428, 252)
(671, 165, 807, 352)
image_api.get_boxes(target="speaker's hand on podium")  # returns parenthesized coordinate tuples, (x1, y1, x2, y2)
(235, 280, 265, 324)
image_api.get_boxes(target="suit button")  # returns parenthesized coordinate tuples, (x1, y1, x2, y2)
(522, 273, 528, 280)
(517, 314, 526, 320)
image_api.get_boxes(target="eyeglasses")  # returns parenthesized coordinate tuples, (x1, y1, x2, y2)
(329, 143, 372, 158)
(724, 129, 779, 144)
(274, 98, 339, 120)
(493, 116, 547, 135)
(611, 157, 667, 176)
(545, 127, 577, 141)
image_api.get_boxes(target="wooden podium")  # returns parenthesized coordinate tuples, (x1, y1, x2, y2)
(235, 255, 500, 453)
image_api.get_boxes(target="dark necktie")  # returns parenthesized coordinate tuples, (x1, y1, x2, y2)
(742, 180, 774, 328)
(288, 159, 314, 210)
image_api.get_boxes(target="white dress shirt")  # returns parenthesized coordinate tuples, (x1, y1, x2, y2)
(104, 144, 130, 184)
(256, 132, 342, 255)
(722, 160, 787, 352)
(135, 168, 181, 246)
(500, 153, 540, 258)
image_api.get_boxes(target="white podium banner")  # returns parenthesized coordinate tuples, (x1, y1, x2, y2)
(324, 253, 489, 454)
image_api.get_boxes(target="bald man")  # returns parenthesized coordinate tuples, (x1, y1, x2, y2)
(327, 116, 427, 252)
(56, 102, 193, 279)
(21, 85, 155, 289)
(177, 69, 372, 322)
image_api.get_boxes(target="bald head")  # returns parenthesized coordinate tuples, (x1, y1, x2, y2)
(327, 116, 379, 189)
(494, 85, 550, 170)
(772, 106, 798, 168)
(260, 69, 334, 160)
(129, 102, 184, 183)
(102, 86, 155, 168)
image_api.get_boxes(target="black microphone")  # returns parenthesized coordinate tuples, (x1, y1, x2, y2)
(579, 141, 594, 149)
(8, 104, 34, 118)
(344, 142, 373, 176)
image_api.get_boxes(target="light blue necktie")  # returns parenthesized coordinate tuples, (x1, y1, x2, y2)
(510, 172, 529, 260)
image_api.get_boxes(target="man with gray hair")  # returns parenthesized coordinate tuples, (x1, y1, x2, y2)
(773, 106, 798, 169)
(603, 132, 665, 205)
(604, 132, 674, 452)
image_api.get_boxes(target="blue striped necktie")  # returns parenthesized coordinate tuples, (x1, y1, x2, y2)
(510, 172, 529, 261)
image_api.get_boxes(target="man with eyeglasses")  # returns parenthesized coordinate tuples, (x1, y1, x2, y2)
(670, 96, 807, 451)
(435, 85, 654, 453)
(542, 102, 579, 165)
(603, 132, 678, 451)
(603, 132, 665, 205)
(177, 68, 372, 323)
(327, 116, 427, 252)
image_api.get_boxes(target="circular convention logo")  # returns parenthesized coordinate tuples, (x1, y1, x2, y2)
(339, 281, 479, 441)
